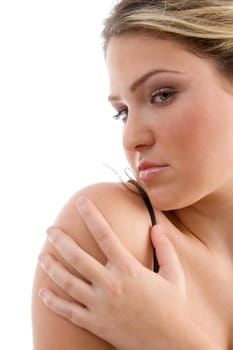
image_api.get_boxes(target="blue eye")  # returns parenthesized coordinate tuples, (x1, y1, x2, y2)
(112, 108, 128, 122)
(150, 88, 175, 104)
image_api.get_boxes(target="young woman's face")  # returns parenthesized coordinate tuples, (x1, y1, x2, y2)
(106, 33, 233, 210)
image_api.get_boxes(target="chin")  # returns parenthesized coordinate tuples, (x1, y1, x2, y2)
(145, 187, 194, 212)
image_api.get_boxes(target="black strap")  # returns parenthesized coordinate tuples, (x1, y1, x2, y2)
(128, 180, 159, 273)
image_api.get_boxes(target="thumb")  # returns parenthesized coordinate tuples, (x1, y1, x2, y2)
(151, 225, 185, 290)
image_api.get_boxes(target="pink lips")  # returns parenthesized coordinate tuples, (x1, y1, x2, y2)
(137, 161, 169, 181)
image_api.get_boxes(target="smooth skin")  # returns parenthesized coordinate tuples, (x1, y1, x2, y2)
(32, 33, 233, 349)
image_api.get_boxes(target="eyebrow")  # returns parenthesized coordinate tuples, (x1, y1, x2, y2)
(108, 69, 182, 102)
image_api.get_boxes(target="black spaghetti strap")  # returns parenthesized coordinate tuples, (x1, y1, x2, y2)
(128, 179, 159, 273)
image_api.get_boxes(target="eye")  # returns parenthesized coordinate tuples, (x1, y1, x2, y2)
(150, 88, 176, 105)
(112, 108, 128, 122)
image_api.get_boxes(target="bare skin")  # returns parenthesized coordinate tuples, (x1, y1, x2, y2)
(32, 33, 233, 349)
(32, 182, 159, 349)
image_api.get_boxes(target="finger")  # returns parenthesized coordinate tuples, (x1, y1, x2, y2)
(39, 253, 93, 307)
(39, 287, 91, 330)
(76, 197, 134, 266)
(47, 227, 110, 287)
(151, 225, 185, 291)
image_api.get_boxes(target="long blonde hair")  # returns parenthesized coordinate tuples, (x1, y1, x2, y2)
(102, 0, 233, 79)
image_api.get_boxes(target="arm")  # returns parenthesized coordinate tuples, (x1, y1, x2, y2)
(32, 269, 113, 350)
(35, 194, 225, 350)
(32, 183, 121, 350)
(170, 318, 224, 350)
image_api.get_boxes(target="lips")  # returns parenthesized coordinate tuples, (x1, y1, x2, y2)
(137, 161, 169, 181)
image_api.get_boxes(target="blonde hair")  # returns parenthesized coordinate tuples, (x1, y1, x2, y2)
(102, 0, 233, 79)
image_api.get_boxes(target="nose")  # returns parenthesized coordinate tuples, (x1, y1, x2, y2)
(122, 110, 155, 152)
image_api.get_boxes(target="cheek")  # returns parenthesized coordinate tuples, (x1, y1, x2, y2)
(161, 106, 218, 164)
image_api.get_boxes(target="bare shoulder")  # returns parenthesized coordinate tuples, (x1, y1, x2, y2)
(32, 181, 153, 350)
(53, 181, 154, 267)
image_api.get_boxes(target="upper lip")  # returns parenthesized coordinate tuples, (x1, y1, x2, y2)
(137, 161, 168, 171)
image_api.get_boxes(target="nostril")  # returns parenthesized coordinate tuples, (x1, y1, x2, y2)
(135, 144, 147, 151)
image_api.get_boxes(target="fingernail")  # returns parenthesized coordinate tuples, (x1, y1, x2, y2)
(39, 289, 51, 307)
(76, 197, 88, 211)
(38, 253, 46, 269)
(154, 224, 164, 234)
(39, 288, 47, 299)
(46, 226, 57, 244)
(47, 226, 56, 235)
(38, 253, 45, 263)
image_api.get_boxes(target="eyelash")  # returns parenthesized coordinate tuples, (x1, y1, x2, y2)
(112, 88, 176, 122)
(112, 109, 128, 122)
(150, 88, 176, 104)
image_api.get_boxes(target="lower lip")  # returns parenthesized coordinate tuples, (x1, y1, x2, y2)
(139, 166, 169, 181)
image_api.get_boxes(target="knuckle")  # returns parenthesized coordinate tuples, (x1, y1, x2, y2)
(63, 278, 73, 292)
(69, 252, 80, 268)
(121, 259, 137, 277)
(62, 306, 74, 321)
(70, 306, 83, 326)
(93, 321, 108, 335)
(96, 228, 109, 243)
(107, 278, 122, 297)
(65, 309, 73, 321)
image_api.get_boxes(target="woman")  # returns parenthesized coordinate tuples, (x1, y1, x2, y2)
(32, 1, 233, 349)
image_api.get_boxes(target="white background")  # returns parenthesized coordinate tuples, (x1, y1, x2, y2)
(0, 1, 128, 348)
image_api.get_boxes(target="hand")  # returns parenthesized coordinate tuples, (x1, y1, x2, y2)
(38, 197, 206, 350)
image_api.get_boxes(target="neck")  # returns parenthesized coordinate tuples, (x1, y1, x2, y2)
(173, 188, 233, 256)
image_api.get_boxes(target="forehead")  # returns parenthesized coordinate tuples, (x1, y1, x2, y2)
(107, 33, 196, 72)
(105, 32, 233, 96)
(105, 32, 218, 89)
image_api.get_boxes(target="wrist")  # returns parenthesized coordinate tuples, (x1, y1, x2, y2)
(173, 317, 223, 350)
